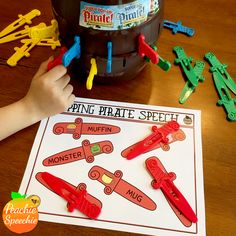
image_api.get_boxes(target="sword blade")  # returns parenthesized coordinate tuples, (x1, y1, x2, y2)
(0, 9, 41, 38)
(114, 178, 157, 211)
(161, 180, 198, 223)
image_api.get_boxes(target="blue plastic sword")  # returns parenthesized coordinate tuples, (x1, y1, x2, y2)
(163, 20, 195, 37)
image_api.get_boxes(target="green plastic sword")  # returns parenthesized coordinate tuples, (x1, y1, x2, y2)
(179, 61, 205, 104)
(205, 52, 236, 95)
(212, 71, 236, 121)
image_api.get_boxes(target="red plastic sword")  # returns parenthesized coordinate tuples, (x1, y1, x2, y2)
(126, 120, 180, 160)
(122, 129, 185, 158)
(36, 172, 102, 219)
(145, 156, 198, 223)
(138, 34, 159, 64)
(47, 47, 68, 70)
(88, 166, 157, 211)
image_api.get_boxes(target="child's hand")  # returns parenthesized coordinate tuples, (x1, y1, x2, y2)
(0, 58, 75, 141)
(22, 58, 75, 121)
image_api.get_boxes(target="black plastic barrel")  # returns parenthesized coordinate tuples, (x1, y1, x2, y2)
(51, 0, 164, 82)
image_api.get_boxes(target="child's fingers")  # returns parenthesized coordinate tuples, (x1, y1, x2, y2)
(67, 94, 76, 107)
(63, 84, 73, 97)
(45, 65, 67, 82)
(34, 57, 53, 78)
(56, 74, 71, 89)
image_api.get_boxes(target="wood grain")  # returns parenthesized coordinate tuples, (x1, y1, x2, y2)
(0, 0, 235, 235)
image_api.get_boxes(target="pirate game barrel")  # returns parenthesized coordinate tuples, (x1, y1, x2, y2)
(51, 0, 164, 82)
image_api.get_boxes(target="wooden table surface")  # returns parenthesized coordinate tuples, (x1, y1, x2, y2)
(0, 0, 235, 235)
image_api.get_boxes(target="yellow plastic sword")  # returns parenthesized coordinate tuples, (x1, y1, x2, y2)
(21, 38, 61, 50)
(0, 9, 41, 38)
(33, 38, 61, 49)
(86, 58, 97, 90)
(7, 38, 40, 67)
(0, 23, 46, 44)
(7, 38, 61, 66)
(29, 19, 59, 40)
